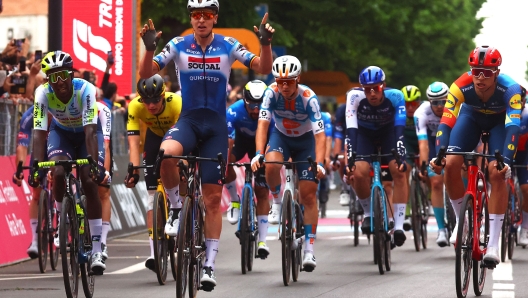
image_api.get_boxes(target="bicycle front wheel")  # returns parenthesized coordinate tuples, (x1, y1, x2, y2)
(419, 186, 429, 249)
(281, 190, 293, 286)
(60, 195, 79, 298)
(152, 191, 168, 285)
(410, 180, 421, 252)
(473, 192, 488, 296)
(240, 187, 250, 274)
(455, 194, 473, 298)
(38, 189, 49, 273)
(176, 196, 191, 298)
(373, 187, 385, 275)
(189, 195, 206, 297)
(49, 193, 59, 270)
(80, 196, 95, 298)
(292, 201, 303, 282)
(501, 198, 511, 263)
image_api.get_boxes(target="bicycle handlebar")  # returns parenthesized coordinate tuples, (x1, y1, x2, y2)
(263, 156, 319, 183)
(434, 146, 506, 170)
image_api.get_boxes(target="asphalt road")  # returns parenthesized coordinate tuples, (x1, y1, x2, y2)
(1, 188, 526, 298)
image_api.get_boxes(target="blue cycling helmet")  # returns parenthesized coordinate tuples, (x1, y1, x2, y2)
(359, 66, 386, 85)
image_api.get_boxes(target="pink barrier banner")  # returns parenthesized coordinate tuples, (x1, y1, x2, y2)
(0, 156, 32, 265)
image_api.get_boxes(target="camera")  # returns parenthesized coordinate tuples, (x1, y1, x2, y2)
(10, 75, 27, 94)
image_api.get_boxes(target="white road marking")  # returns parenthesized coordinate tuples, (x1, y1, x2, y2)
(107, 262, 146, 275)
(0, 274, 61, 281)
(492, 247, 515, 297)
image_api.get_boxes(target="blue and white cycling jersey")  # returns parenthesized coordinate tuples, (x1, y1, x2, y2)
(322, 111, 333, 137)
(154, 34, 257, 116)
(17, 106, 34, 147)
(226, 99, 274, 139)
(333, 103, 346, 140)
(345, 88, 406, 152)
(413, 101, 441, 141)
(259, 83, 324, 137)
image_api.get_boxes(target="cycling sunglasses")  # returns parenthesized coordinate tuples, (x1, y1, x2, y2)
(363, 85, 383, 93)
(405, 101, 420, 109)
(190, 11, 216, 20)
(47, 70, 72, 84)
(245, 100, 260, 110)
(276, 78, 296, 86)
(142, 96, 162, 104)
(471, 67, 498, 79)
(430, 100, 447, 107)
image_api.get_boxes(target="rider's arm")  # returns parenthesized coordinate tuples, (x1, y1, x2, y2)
(141, 37, 179, 79)
(256, 87, 275, 154)
(139, 49, 158, 79)
(32, 86, 49, 162)
(126, 99, 142, 172)
(97, 102, 112, 171)
(249, 46, 272, 75)
(436, 81, 464, 154)
(306, 95, 325, 164)
(502, 85, 522, 163)
(82, 84, 99, 160)
(344, 92, 360, 159)
(128, 135, 141, 172)
(414, 105, 430, 165)
(391, 90, 407, 158)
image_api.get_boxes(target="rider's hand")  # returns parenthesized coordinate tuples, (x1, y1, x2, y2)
(140, 19, 162, 51)
(253, 13, 274, 46)
(47, 170, 53, 183)
(28, 168, 40, 188)
(496, 162, 511, 180)
(429, 157, 445, 175)
(398, 161, 407, 172)
(251, 152, 264, 172)
(330, 159, 341, 171)
(124, 172, 139, 188)
(12, 172, 23, 186)
(101, 170, 111, 185)
(315, 163, 326, 180)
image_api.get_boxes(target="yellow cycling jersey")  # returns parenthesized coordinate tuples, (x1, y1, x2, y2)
(127, 92, 182, 138)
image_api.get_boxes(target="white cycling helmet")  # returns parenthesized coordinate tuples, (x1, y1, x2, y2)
(426, 81, 449, 100)
(272, 55, 302, 79)
(187, 0, 219, 12)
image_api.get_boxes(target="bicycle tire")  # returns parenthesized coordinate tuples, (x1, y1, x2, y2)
(189, 196, 205, 297)
(292, 201, 302, 282)
(410, 180, 421, 252)
(455, 194, 473, 298)
(420, 186, 428, 250)
(60, 195, 79, 298)
(38, 189, 49, 273)
(169, 237, 177, 281)
(473, 192, 488, 296)
(501, 197, 511, 263)
(176, 196, 190, 298)
(350, 189, 360, 247)
(373, 187, 385, 275)
(240, 187, 250, 274)
(445, 192, 456, 246)
(50, 193, 59, 271)
(281, 190, 292, 286)
(152, 191, 168, 285)
(80, 196, 95, 298)
(247, 193, 255, 272)
(508, 187, 516, 260)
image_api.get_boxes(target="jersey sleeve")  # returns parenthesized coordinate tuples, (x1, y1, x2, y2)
(307, 96, 324, 135)
(126, 98, 142, 135)
(259, 85, 277, 122)
(226, 37, 257, 69)
(436, 79, 466, 153)
(345, 91, 361, 153)
(414, 106, 428, 141)
(17, 106, 34, 147)
(323, 113, 333, 137)
(334, 104, 346, 140)
(97, 102, 112, 140)
(391, 90, 406, 127)
(226, 106, 237, 139)
(33, 86, 49, 131)
(153, 37, 182, 71)
(502, 84, 522, 162)
(82, 83, 98, 126)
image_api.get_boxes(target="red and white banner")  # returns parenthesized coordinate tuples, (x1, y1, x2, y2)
(62, 0, 134, 94)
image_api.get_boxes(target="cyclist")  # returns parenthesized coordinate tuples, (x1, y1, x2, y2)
(124, 74, 182, 271)
(251, 55, 326, 272)
(332, 103, 352, 205)
(344, 66, 408, 247)
(30, 51, 106, 275)
(401, 85, 422, 231)
(317, 110, 333, 218)
(431, 46, 521, 264)
(515, 86, 528, 245)
(414, 81, 449, 247)
(225, 80, 272, 258)
(138, 0, 274, 288)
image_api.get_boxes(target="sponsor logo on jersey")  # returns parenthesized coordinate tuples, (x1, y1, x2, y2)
(508, 144, 515, 150)
(282, 118, 301, 129)
(303, 90, 311, 97)
(509, 94, 521, 109)
(186, 49, 201, 55)
(191, 43, 196, 49)
(17, 132, 28, 140)
(188, 57, 221, 70)
(436, 131, 442, 137)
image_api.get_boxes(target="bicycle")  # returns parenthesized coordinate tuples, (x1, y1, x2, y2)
(230, 161, 260, 274)
(153, 149, 226, 297)
(408, 153, 429, 251)
(30, 156, 97, 298)
(348, 148, 400, 275)
(444, 186, 457, 247)
(127, 163, 176, 285)
(501, 165, 523, 261)
(264, 157, 318, 286)
(434, 134, 502, 298)
(16, 161, 59, 274)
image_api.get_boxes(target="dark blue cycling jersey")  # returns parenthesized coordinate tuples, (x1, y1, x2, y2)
(17, 106, 34, 147)
(226, 99, 274, 139)
(334, 103, 346, 140)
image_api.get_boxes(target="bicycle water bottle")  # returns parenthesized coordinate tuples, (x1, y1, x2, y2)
(76, 204, 85, 234)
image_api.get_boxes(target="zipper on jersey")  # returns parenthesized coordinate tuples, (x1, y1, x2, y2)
(202, 50, 207, 108)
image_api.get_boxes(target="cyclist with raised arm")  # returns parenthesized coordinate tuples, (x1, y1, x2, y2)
(430, 46, 521, 264)
(414, 82, 449, 247)
(30, 51, 106, 275)
(124, 74, 182, 271)
(251, 55, 326, 272)
(138, 0, 274, 288)
(344, 66, 409, 247)
(225, 80, 273, 258)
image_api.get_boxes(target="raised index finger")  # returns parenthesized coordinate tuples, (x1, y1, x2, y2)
(261, 12, 268, 24)
(148, 19, 155, 30)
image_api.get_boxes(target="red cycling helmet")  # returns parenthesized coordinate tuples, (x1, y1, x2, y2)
(468, 46, 502, 67)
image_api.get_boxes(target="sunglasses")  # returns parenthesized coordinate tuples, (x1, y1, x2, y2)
(276, 79, 297, 86)
(190, 11, 216, 20)
(245, 101, 260, 110)
(47, 70, 72, 84)
(405, 101, 421, 109)
(471, 67, 498, 79)
(363, 85, 383, 93)
(142, 96, 162, 105)
(430, 100, 447, 107)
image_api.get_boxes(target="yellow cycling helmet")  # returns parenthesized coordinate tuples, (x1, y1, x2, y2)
(401, 85, 421, 102)
(41, 51, 74, 74)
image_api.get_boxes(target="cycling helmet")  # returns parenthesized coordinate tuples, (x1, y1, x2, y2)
(468, 46, 502, 67)
(272, 55, 302, 79)
(136, 74, 165, 99)
(401, 85, 421, 102)
(359, 66, 385, 85)
(426, 82, 449, 100)
(187, 0, 219, 12)
(41, 51, 74, 74)
(243, 80, 267, 103)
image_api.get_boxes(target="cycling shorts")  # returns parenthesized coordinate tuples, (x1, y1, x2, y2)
(163, 108, 228, 185)
(47, 122, 106, 182)
(266, 129, 315, 182)
(232, 134, 257, 161)
(144, 129, 164, 190)
(448, 106, 506, 162)
(355, 126, 396, 164)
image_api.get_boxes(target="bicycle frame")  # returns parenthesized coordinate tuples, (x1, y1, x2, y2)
(235, 164, 257, 240)
(369, 159, 390, 234)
